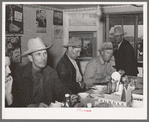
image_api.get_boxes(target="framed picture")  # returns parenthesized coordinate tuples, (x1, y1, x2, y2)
(36, 9, 47, 33)
(53, 10, 63, 26)
(6, 36, 22, 63)
(6, 4, 23, 34)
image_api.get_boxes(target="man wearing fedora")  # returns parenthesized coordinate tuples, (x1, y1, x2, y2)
(83, 42, 116, 88)
(56, 37, 85, 94)
(12, 37, 79, 107)
(112, 27, 138, 76)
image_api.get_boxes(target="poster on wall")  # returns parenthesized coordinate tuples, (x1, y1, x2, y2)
(6, 36, 22, 63)
(80, 38, 93, 57)
(6, 4, 23, 34)
(53, 10, 63, 26)
(54, 26, 63, 39)
(36, 9, 47, 33)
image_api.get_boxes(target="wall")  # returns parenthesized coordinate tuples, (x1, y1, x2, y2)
(19, 5, 63, 69)
(12, 6, 104, 71)
(63, 10, 104, 74)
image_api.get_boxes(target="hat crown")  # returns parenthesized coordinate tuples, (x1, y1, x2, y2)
(28, 37, 46, 51)
(114, 27, 124, 36)
(102, 42, 113, 49)
(63, 37, 82, 48)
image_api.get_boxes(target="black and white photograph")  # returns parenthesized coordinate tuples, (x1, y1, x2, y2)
(2, 2, 147, 120)
(53, 10, 63, 25)
(6, 4, 23, 34)
(5, 36, 22, 63)
(36, 9, 47, 33)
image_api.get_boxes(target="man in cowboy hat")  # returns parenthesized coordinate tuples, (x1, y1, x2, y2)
(83, 41, 116, 88)
(12, 37, 79, 107)
(112, 26, 138, 76)
(56, 37, 85, 94)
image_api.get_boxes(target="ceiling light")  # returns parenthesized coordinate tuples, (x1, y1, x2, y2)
(96, 5, 102, 18)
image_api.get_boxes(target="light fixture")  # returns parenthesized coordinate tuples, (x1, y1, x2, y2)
(96, 5, 102, 18)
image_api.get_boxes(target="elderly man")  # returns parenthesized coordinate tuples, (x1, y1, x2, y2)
(112, 27, 138, 76)
(56, 37, 85, 94)
(12, 37, 79, 107)
(83, 42, 116, 88)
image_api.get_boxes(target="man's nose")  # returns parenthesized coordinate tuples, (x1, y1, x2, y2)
(77, 52, 80, 57)
(41, 54, 46, 60)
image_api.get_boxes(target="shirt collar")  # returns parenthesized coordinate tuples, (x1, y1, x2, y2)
(98, 55, 107, 66)
(66, 53, 76, 63)
(32, 67, 42, 77)
(118, 40, 123, 49)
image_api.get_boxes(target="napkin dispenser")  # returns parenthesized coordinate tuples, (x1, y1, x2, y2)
(100, 85, 132, 107)
(111, 71, 121, 92)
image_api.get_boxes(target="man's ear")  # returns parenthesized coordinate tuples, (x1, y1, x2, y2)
(99, 50, 103, 55)
(28, 55, 33, 62)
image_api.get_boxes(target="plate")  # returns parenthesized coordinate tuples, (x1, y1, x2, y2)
(91, 85, 107, 91)
(90, 93, 104, 98)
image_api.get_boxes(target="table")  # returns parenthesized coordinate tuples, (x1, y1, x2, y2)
(79, 76, 143, 108)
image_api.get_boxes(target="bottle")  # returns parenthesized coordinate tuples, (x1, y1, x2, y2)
(107, 81, 112, 94)
(64, 94, 70, 107)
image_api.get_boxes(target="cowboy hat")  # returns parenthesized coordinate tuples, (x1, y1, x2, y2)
(98, 41, 115, 51)
(110, 27, 126, 36)
(63, 37, 82, 48)
(21, 37, 52, 56)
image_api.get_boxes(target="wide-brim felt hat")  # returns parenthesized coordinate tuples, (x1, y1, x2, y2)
(110, 27, 126, 36)
(98, 41, 115, 51)
(21, 37, 53, 57)
(63, 37, 82, 48)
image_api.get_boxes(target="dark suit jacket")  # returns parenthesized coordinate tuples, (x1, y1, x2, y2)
(12, 62, 72, 107)
(56, 53, 83, 94)
(114, 40, 138, 76)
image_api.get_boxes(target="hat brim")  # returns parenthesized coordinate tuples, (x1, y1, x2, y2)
(98, 47, 116, 51)
(63, 44, 81, 48)
(110, 32, 126, 37)
(21, 44, 53, 57)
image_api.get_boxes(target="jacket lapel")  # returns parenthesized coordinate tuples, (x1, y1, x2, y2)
(117, 40, 126, 52)
(63, 53, 76, 74)
(21, 62, 33, 101)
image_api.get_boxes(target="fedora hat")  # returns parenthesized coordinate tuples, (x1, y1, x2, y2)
(22, 37, 52, 56)
(110, 27, 126, 36)
(98, 41, 114, 51)
(63, 37, 82, 48)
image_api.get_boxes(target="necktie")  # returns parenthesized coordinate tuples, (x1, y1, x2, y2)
(32, 71, 43, 104)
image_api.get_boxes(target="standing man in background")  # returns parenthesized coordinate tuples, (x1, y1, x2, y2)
(56, 37, 85, 94)
(112, 27, 138, 76)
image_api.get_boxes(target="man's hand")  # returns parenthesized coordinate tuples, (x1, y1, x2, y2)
(73, 102, 84, 107)
(69, 94, 79, 107)
(78, 81, 85, 89)
(5, 76, 13, 96)
(27, 102, 48, 107)
(38, 102, 48, 107)
(105, 76, 111, 82)
(118, 70, 125, 76)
